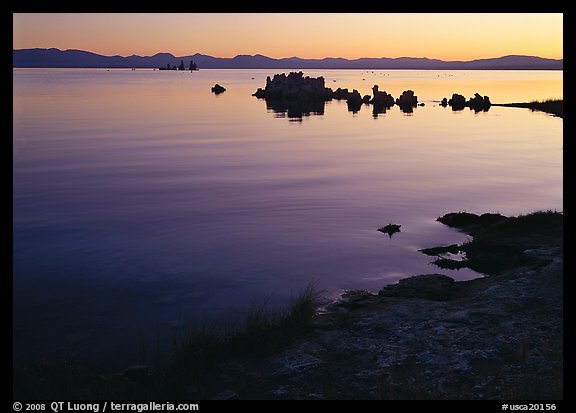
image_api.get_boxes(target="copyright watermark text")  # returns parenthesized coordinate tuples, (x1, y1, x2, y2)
(12, 402, 199, 413)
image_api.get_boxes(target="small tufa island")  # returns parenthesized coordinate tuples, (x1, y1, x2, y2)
(211, 84, 226, 94)
(440, 93, 491, 112)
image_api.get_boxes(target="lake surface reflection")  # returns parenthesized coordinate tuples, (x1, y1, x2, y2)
(13, 68, 562, 369)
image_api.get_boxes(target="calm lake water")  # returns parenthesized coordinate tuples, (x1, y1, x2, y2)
(13, 68, 562, 369)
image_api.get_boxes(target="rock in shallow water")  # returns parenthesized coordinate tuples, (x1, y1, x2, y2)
(377, 223, 401, 237)
(211, 84, 226, 94)
(378, 274, 456, 301)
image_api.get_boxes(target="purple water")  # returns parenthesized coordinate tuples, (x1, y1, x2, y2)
(13, 68, 562, 369)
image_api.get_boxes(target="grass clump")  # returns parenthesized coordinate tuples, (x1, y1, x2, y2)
(14, 283, 323, 399)
(171, 283, 322, 378)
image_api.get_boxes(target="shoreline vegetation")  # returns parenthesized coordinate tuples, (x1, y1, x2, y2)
(13, 210, 563, 400)
(492, 100, 563, 118)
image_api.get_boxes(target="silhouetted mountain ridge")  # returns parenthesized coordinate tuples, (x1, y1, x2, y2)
(13, 48, 563, 70)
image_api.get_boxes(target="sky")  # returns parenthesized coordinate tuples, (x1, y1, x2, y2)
(13, 13, 563, 61)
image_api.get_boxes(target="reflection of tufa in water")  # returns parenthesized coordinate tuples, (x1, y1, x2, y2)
(377, 223, 401, 238)
(252, 72, 431, 120)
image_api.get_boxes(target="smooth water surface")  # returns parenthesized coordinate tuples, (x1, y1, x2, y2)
(13, 68, 562, 369)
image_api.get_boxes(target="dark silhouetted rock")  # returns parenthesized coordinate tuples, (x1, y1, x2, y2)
(431, 258, 469, 270)
(448, 93, 466, 110)
(433, 211, 564, 275)
(252, 72, 333, 101)
(377, 223, 401, 238)
(419, 244, 460, 256)
(332, 87, 351, 100)
(211, 84, 226, 94)
(370, 85, 395, 107)
(369, 85, 395, 117)
(252, 88, 266, 98)
(467, 93, 491, 112)
(346, 89, 364, 113)
(378, 274, 455, 301)
(437, 212, 508, 235)
(440, 97, 448, 107)
(395, 90, 418, 111)
(252, 72, 334, 120)
(447, 93, 491, 112)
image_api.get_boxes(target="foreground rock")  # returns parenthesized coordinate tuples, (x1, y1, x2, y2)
(436, 212, 507, 235)
(433, 211, 562, 275)
(378, 274, 455, 301)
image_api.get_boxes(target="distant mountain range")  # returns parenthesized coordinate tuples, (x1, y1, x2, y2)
(13, 48, 563, 70)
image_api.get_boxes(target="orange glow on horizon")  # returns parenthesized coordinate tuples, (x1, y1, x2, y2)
(13, 13, 563, 61)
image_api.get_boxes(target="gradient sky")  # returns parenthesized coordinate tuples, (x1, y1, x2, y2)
(13, 13, 563, 60)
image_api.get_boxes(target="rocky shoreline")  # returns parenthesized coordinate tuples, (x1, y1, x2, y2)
(13, 212, 563, 400)
(188, 211, 563, 400)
